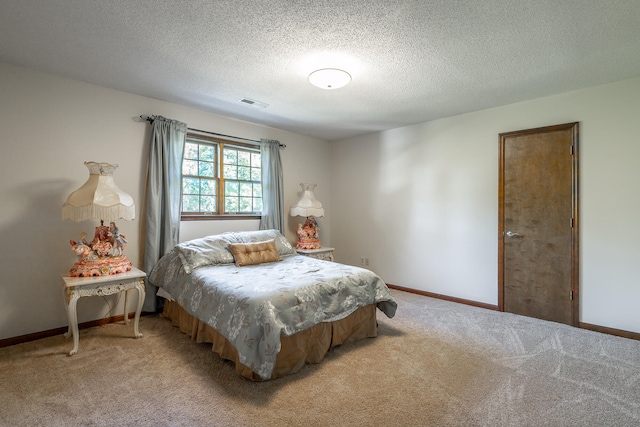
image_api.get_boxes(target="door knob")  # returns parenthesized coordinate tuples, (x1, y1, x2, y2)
(506, 231, 523, 238)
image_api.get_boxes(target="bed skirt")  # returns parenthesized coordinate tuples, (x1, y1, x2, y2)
(161, 300, 378, 381)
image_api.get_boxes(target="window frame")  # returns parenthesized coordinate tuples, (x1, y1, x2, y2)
(181, 132, 262, 221)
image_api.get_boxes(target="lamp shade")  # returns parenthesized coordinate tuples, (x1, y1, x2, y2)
(62, 161, 135, 222)
(290, 183, 324, 218)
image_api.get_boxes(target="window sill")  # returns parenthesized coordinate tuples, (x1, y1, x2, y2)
(181, 214, 261, 221)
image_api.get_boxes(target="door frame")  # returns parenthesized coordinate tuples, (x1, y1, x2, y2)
(498, 122, 580, 326)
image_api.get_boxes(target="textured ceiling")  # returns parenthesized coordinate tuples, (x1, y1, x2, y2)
(1, 1, 640, 141)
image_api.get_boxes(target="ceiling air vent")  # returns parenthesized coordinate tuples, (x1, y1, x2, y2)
(240, 98, 268, 108)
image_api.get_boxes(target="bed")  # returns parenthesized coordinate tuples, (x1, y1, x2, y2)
(148, 229, 397, 380)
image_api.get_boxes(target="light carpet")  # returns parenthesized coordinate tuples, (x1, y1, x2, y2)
(1, 290, 639, 426)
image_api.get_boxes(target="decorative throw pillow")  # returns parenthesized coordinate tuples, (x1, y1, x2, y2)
(227, 239, 281, 267)
(175, 235, 235, 273)
(220, 229, 297, 257)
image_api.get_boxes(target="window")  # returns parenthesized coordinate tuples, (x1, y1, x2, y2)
(181, 133, 262, 219)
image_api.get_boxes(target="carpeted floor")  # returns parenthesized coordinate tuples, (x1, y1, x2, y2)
(1, 290, 639, 426)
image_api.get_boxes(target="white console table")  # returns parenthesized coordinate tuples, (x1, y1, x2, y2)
(62, 268, 146, 355)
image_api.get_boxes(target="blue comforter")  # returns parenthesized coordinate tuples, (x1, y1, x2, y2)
(150, 251, 397, 379)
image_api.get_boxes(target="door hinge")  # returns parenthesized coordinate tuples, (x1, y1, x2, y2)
(570, 144, 575, 155)
(570, 290, 573, 300)
(571, 218, 574, 228)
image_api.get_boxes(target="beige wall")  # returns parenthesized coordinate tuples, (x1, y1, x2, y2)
(0, 62, 330, 340)
(2, 59, 638, 341)
(330, 76, 640, 334)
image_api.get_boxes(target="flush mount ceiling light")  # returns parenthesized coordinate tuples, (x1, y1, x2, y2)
(308, 68, 351, 90)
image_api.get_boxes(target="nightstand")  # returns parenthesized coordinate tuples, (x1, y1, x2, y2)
(296, 247, 335, 262)
(62, 267, 146, 355)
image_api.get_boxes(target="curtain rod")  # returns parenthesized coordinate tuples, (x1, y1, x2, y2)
(140, 115, 285, 148)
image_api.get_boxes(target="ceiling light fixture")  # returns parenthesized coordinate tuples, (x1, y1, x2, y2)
(308, 68, 351, 90)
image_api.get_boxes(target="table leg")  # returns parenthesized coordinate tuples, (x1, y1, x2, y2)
(64, 289, 80, 356)
(63, 286, 71, 338)
(123, 289, 130, 325)
(133, 279, 145, 339)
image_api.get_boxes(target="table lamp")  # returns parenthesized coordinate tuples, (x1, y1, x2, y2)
(62, 161, 135, 277)
(290, 183, 325, 250)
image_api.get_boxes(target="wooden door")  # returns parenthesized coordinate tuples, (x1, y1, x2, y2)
(498, 122, 579, 325)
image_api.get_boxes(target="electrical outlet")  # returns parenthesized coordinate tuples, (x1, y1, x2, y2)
(360, 257, 370, 266)
(364, 258, 370, 266)
(360, 257, 365, 266)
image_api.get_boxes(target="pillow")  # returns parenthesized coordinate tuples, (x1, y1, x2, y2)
(175, 235, 235, 273)
(227, 239, 281, 267)
(220, 229, 297, 257)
